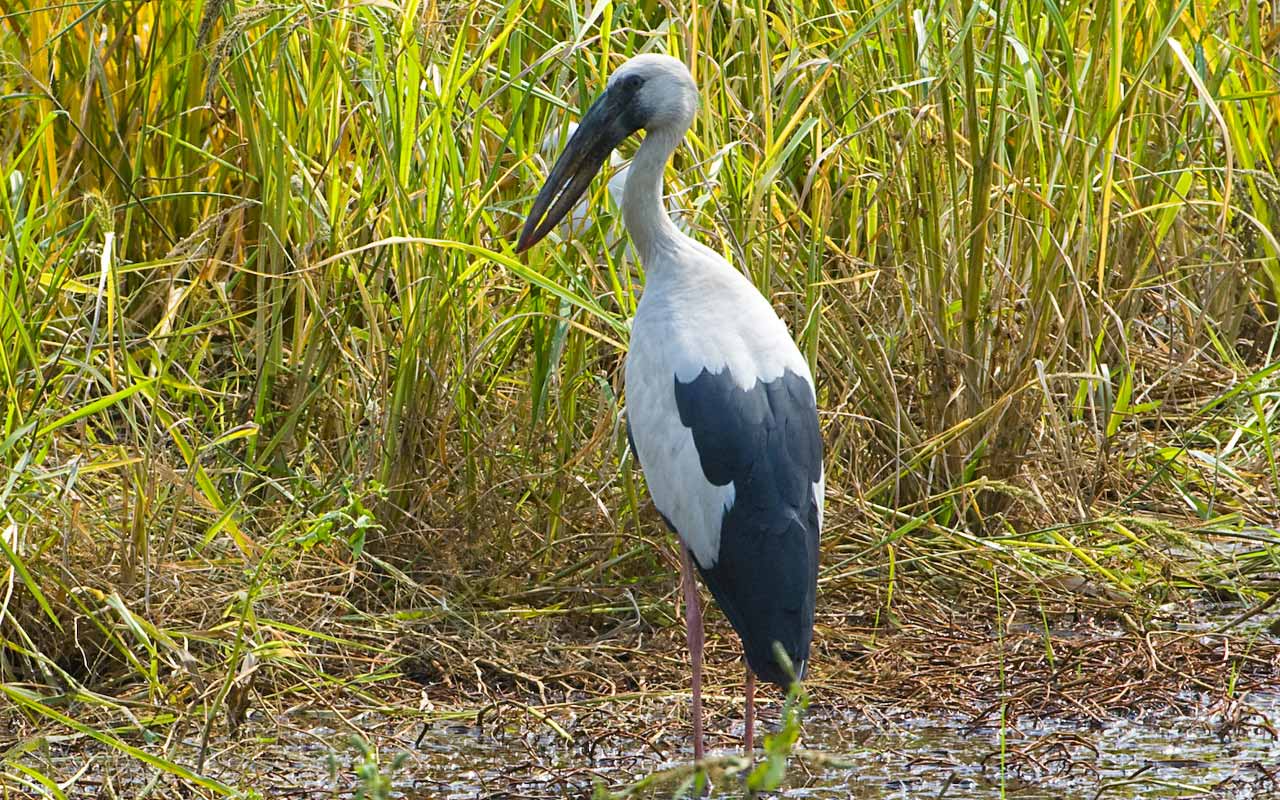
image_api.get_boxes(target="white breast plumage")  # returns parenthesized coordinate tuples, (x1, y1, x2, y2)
(625, 240, 819, 568)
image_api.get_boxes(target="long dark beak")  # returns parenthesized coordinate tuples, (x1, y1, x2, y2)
(515, 89, 635, 253)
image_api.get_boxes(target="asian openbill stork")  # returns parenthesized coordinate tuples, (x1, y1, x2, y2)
(515, 54, 823, 760)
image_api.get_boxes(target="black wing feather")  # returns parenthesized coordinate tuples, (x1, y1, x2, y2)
(673, 367, 822, 687)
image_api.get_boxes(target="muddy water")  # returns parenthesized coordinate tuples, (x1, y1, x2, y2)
(27, 680, 1280, 797)
(34, 692, 1279, 798)
(794, 699, 1280, 798)
(398, 691, 1280, 798)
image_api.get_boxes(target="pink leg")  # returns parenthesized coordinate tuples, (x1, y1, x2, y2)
(679, 547, 704, 762)
(744, 666, 755, 758)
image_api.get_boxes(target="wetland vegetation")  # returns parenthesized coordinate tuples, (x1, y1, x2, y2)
(1, 0, 1278, 796)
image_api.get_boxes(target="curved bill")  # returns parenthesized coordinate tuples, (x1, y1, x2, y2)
(515, 89, 636, 253)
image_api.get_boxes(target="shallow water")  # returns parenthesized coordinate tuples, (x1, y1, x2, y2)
(395, 690, 1280, 799)
(793, 699, 1280, 798)
(24, 681, 1280, 798)
(34, 692, 1279, 799)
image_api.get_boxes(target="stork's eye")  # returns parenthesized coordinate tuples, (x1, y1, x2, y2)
(618, 74, 645, 94)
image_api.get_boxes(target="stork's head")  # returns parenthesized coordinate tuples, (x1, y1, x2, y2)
(515, 54, 698, 253)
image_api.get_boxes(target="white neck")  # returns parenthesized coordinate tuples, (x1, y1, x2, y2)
(621, 125, 686, 266)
